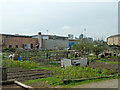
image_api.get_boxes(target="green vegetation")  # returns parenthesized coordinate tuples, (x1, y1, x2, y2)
(1, 60, 60, 70)
(23, 76, 63, 86)
(1, 60, 40, 69)
(88, 58, 96, 62)
(23, 66, 116, 86)
(73, 39, 109, 58)
(44, 62, 60, 67)
(96, 60, 120, 64)
(2, 48, 16, 52)
(58, 66, 112, 80)
(62, 75, 119, 88)
(32, 66, 60, 71)
(23, 75, 119, 88)
(88, 58, 120, 64)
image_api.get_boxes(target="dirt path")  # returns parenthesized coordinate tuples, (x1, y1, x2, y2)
(72, 79, 119, 88)
(2, 84, 26, 90)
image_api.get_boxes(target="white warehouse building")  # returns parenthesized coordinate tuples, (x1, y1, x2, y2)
(32, 32, 69, 50)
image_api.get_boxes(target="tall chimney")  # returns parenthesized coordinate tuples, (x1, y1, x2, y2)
(38, 32, 42, 49)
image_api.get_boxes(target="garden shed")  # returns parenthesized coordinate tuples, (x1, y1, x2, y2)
(61, 58, 88, 68)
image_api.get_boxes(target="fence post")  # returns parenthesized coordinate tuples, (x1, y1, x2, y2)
(1, 67, 7, 81)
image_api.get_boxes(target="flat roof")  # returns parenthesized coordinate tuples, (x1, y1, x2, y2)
(107, 34, 120, 38)
(1, 33, 68, 38)
(0, 34, 32, 38)
(32, 34, 68, 38)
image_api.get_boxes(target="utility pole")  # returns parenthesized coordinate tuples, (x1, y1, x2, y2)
(47, 30, 48, 35)
(84, 28, 86, 38)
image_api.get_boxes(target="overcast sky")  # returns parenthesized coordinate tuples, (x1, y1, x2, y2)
(0, 0, 118, 40)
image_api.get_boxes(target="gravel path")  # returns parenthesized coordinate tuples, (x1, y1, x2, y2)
(72, 79, 119, 88)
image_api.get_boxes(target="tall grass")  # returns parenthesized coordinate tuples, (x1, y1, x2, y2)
(56, 66, 110, 80)
(24, 66, 115, 86)
(1, 60, 40, 69)
(0, 60, 61, 70)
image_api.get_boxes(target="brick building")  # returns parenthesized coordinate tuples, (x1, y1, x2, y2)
(0, 34, 39, 49)
(107, 34, 120, 46)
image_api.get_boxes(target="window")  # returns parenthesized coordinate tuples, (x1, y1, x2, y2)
(15, 45, 18, 48)
(2, 40, 4, 43)
(6, 36, 9, 39)
(31, 44, 33, 49)
(9, 45, 12, 48)
(25, 44, 27, 49)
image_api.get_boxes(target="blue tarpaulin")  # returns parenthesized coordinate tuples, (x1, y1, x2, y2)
(17, 57, 22, 61)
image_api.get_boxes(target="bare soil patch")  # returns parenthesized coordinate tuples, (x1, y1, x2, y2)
(89, 62, 119, 73)
(7, 67, 53, 82)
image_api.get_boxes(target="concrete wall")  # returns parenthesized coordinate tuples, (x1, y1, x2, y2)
(43, 39, 69, 49)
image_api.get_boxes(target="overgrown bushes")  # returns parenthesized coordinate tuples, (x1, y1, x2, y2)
(24, 66, 115, 86)
(57, 66, 109, 80)
(2, 48, 16, 52)
(1, 60, 40, 69)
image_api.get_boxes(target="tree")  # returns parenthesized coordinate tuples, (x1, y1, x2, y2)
(73, 38, 94, 57)
(73, 39, 109, 58)
(92, 42, 109, 58)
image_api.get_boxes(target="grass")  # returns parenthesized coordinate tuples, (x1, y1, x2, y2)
(96, 60, 120, 64)
(23, 76, 63, 86)
(62, 75, 120, 88)
(23, 73, 119, 88)
(23, 66, 116, 87)
(32, 66, 61, 71)
(88, 57, 120, 64)
(1, 60, 40, 69)
(1, 60, 61, 71)
(44, 62, 60, 67)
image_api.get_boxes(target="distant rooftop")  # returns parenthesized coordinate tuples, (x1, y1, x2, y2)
(0, 33, 32, 38)
(0, 33, 68, 38)
(107, 34, 120, 38)
(32, 34, 68, 38)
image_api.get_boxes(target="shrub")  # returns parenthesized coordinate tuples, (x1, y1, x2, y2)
(109, 69, 114, 74)
(88, 58, 96, 62)
(2, 48, 16, 52)
(1, 60, 40, 69)
(101, 69, 108, 74)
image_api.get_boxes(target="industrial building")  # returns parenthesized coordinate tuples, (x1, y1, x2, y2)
(1, 32, 95, 50)
(79, 34, 84, 39)
(33, 32, 69, 49)
(69, 39, 77, 49)
(107, 34, 120, 46)
(68, 34, 74, 39)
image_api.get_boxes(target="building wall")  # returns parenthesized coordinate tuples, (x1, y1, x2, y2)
(107, 36, 120, 46)
(43, 39, 69, 49)
(68, 34, 73, 39)
(69, 39, 77, 48)
(1, 35, 38, 48)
